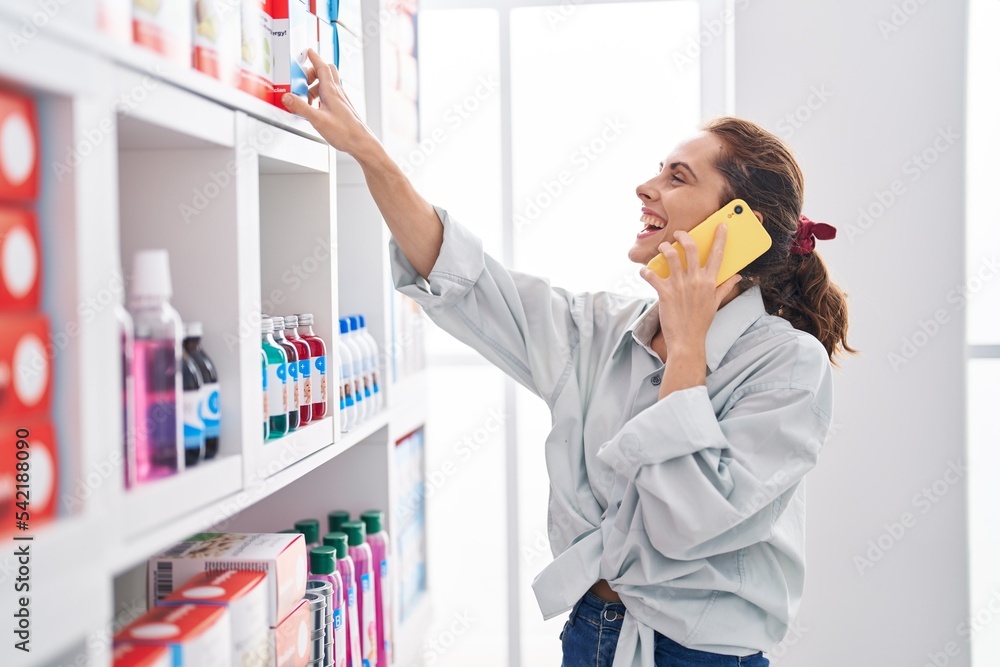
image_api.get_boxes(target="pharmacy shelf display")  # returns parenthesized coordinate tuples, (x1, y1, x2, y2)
(0, 2, 430, 665)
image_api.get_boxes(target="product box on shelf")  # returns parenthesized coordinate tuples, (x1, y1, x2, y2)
(0, 208, 41, 311)
(194, 0, 243, 87)
(333, 0, 364, 119)
(99, 0, 134, 42)
(0, 313, 52, 420)
(318, 18, 335, 69)
(132, 0, 194, 67)
(115, 604, 232, 667)
(0, 90, 39, 203)
(269, 597, 310, 667)
(240, 0, 274, 102)
(148, 532, 307, 627)
(160, 570, 269, 667)
(0, 417, 58, 539)
(310, 0, 331, 22)
(112, 644, 171, 667)
(271, 0, 316, 107)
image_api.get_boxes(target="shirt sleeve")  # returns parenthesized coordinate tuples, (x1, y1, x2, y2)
(596, 350, 833, 561)
(389, 205, 582, 406)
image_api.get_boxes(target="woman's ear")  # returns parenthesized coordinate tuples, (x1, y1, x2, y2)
(753, 210, 764, 225)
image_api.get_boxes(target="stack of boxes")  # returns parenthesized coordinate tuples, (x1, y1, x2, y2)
(381, 0, 418, 156)
(0, 89, 58, 539)
(333, 0, 366, 121)
(113, 532, 311, 666)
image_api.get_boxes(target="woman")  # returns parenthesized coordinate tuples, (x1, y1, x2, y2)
(284, 50, 855, 667)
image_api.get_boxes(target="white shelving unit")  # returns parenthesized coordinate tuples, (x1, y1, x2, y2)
(0, 2, 430, 665)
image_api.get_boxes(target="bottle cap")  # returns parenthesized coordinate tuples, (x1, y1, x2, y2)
(131, 249, 172, 299)
(296, 313, 314, 326)
(348, 316, 359, 331)
(309, 546, 337, 575)
(358, 314, 366, 328)
(284, 315, 298, 328)
(295, 519, 321, 544)
(261, 317, 273, 335)
(341, 520, 366, 546)
(360, 510, 383, 535)
(327, 509, 350, 533)
(184, 321, 203, 338)
(272, 316, 285, 332)
(338, 318, 349, 334)
(322, 532, 348, 559)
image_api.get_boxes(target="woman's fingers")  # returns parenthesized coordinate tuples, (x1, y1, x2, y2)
(658, 241, 685, 279)
(715, 274, 742, 306)
(706, 223, 728, 280)
(673, 231, 700, 275)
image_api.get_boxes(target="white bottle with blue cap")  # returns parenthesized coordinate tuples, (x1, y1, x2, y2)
(355, 315, 383, 413)
(337, 322, 356, 432)
(340, 317, 367, 424)
(348, 315, 375, 417)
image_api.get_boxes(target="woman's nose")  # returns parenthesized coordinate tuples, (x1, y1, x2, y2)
(636, 180, 655, 201)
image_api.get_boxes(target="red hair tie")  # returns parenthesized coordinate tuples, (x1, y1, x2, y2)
(790, 214, 836, 255)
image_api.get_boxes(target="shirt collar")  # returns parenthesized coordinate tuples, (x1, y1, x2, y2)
(615, 285, 767, 372)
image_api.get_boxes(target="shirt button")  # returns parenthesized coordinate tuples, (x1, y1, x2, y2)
(651, 375, 661, 386)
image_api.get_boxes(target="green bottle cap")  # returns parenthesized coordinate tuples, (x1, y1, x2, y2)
(360, 510, 383, 535)
(323, 532, 349, 559)
(294, 519, 321, 545)
(342, 520, 367, 547)
(327, 510, 350, 533)
(309, 546, 337, 575)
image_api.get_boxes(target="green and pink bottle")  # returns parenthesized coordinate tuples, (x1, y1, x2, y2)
(325, 530, 361, 667)
(342, 520, 377, 667)
(361, 510, 392, 667)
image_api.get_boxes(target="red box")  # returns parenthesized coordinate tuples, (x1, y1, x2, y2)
(115, 604, 232, 667)
(271, 597, 310, 667)
(0, 208, 41, 311)
(0, 417, 58, 539)
(0, 91, 39, 203)
(0, 314, 52, 420)
(240, 0, 274, 102)
(112, 644, 171, 667)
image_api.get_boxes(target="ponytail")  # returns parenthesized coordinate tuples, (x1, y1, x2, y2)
(702, 116, 857, 364)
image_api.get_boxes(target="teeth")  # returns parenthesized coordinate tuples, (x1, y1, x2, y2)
(640, 214, 666, 229)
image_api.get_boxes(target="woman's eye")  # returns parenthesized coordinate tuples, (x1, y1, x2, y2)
(671, 174, 685, 183)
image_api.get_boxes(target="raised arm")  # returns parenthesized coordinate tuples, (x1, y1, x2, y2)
(282, 49, 443, 279)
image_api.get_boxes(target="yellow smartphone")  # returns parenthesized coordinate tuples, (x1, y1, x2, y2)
(646, 198, 772, 285)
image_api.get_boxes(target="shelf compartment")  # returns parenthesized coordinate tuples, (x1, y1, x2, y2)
(123, 455, 242, 539)
(252, 117, 330, 175)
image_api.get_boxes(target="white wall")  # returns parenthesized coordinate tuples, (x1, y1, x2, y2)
(733, 2, 970, 664)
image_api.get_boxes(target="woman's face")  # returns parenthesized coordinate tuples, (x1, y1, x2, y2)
(628, 131, 732, 265)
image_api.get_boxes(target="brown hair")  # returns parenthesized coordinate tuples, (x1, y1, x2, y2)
(702, 116, 857, 364)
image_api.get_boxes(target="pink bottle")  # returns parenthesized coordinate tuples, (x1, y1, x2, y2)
(325, 532, 360, 667)
(361, 510, 392, 667)
(343, 521, 377, 667)
(308, 546, 344, 667)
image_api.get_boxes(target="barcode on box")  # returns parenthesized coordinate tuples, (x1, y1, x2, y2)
(154, 561, 175, 601)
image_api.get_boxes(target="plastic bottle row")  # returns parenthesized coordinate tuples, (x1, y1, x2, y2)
(114, 510, 393, 667)
(119, 250, 222, 488)
(260, 314, 329, 440)
(260, 312, 382, 441)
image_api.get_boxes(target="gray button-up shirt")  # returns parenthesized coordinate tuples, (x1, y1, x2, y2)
(389, 207, 835, 665)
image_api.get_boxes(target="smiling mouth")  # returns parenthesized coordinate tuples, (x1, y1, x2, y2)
(639, 212, 666, 234)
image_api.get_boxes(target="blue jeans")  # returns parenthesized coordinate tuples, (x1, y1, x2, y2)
(560, 591, 770, 667)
